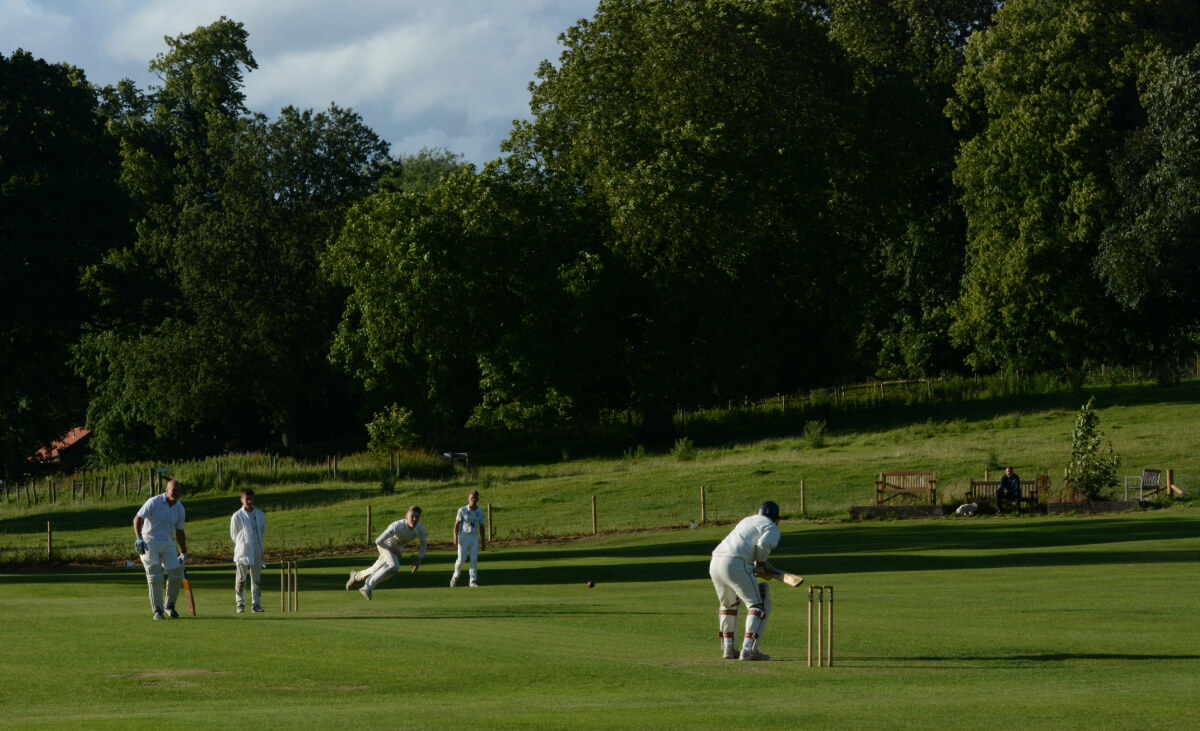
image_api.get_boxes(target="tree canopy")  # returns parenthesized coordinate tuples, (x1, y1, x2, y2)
(0, 51, 127, 476)
(76, 19, 389, 461)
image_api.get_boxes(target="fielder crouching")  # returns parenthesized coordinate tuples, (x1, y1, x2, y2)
(709, 501, 781, 661)
(133, 479, 188, 620)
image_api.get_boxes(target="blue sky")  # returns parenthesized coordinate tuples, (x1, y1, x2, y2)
(0, 0, 600, 165)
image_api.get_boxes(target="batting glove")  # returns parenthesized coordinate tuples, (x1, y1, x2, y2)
(135, 537, 147, 555)
(178, 553, 187, 565)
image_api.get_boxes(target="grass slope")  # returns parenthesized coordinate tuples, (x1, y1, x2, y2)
(3, 382, 1198, 560)
(1, 512, 1198, 729)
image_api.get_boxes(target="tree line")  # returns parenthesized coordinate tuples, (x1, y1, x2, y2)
(4, 1, 1200, 474)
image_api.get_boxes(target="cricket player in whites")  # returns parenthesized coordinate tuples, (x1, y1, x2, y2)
(709, 501, 781, 660)
(346, 506, 427, 600)
(230, 488, 266, 613)
(133, 479, 188, 620)
(451, 490, 486, 587)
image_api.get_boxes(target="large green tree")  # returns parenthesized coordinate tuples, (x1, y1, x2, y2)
(325, 163, 615, 439)
(0, 51, 127, 477)
(76, 19, 388, 460)
(948, 0, 1200, 371)
(1098, 44, 1200, 352)
(503, 0, 871, 440)
(825, 0, 998, 378)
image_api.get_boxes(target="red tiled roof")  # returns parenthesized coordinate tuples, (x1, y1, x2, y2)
(33, 427, 92, 460)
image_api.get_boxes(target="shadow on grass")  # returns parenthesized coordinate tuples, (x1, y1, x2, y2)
(3, 512, 1197, 588)
(844, 652, 1200, 669)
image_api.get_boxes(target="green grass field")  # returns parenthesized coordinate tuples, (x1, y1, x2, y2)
(2, 511, 1198, 728)
(3, 382, 1200, 728)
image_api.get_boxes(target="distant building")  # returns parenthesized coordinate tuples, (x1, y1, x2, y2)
(32, 427, 92, 469)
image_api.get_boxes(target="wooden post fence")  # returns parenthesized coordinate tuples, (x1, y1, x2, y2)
(700, 485, 707, 525)
(591, 495, 597, 535)
(487, 503, 493, 543)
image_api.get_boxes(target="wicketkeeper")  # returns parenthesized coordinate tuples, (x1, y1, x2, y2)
(709, 501, 781, 661)
(133, 479, 188, 620)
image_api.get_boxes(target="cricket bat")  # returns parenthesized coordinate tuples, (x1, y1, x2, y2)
(755, 563, 804, 587)
(183, 569, 197, 617)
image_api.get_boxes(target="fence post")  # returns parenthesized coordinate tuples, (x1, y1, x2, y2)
(1166, 468, 1174, 500)
(487, 503, 493, 543)
(592, 495, 597, 535)
(801, 479, 806, 518)
(700, 485, 707, 525)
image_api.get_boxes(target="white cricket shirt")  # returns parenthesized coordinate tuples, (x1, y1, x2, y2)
(136, 493, 186, 541)
(711, 514, 780, 565)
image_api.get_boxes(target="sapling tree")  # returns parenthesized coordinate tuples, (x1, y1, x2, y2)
(1065, 396, 1121, 501)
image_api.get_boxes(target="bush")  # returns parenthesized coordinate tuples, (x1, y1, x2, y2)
(671, 437, 696, 461)
(985, 449, 1003, 473)
(366, 404, 419, 453)
(802, 420, 827, 448)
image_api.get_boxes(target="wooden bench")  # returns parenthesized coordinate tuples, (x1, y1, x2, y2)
(966, 474, 1047, 510)
(875, 470, 937, 505)
(1124, 468, 1162, 500)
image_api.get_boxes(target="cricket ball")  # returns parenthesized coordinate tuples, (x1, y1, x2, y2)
(587, 581, 595, 588)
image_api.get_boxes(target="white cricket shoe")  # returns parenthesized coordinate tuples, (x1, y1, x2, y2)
(450, 575, 458, 587)
(469, 581, 478, 588)
(722, 647, 739, 660)
(359, 585, 372, 601)
(236, 606, 244, 614)
(153, 609, 164, 621)
(740, 649, 770, 661)
(345, 571, 356, 590)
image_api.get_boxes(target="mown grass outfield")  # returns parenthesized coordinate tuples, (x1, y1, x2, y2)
(1, 510, 1198, 728)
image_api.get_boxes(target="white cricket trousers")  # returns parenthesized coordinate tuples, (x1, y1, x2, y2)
(454, 532, 479, 583)
(709, 554, 769, 649)
(234, 563, 263, 610)
(352, 546, 402, 590)
(140, 538, 184, 612)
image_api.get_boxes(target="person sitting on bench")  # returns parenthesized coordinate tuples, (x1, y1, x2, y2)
(996, 466, 1021, 514)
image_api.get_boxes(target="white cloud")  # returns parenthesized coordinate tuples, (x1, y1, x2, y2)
(1, 0, 598, 164)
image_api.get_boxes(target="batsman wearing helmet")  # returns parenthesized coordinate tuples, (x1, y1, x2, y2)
(709, 501, 781, 660)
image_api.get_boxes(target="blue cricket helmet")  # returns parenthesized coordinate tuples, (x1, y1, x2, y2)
(757, 500, 780, 522)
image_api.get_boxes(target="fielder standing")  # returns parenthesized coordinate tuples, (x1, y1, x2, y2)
(345, 506, 427, 600)
(451, 490, 486, 587)
(709, 501, 781, 661)
(133, 479, 188, 620)
(230, 488, 266, 613)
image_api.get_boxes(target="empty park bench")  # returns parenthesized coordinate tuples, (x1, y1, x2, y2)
(966, 474, 1047, 510)
(1124, 468, 1162, 500)
(875, 470, 937, 505)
